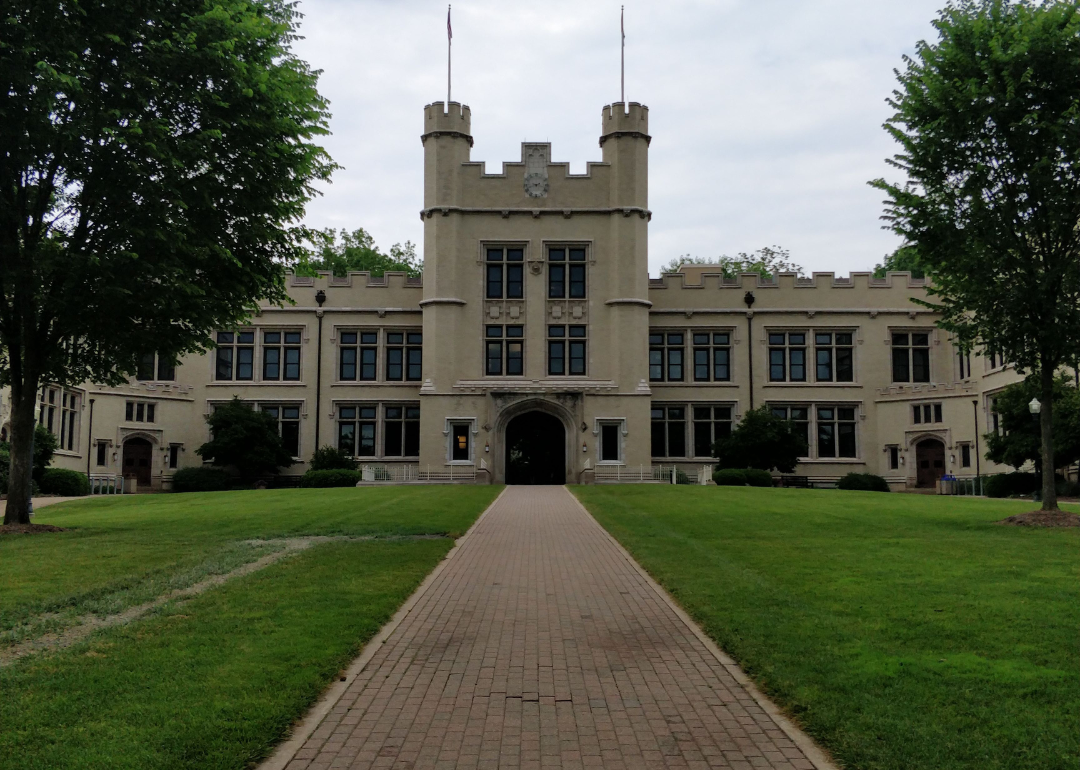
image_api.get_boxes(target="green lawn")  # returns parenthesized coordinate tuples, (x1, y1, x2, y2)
(572, 485, 1079, 770)
(0, 486, 501, 770)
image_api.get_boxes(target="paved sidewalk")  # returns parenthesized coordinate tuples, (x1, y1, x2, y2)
(272, 486, 829, 770)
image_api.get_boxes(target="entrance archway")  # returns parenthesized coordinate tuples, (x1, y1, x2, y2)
(505, 411, 566, 485)
(122, 437, 153, 489)
(915, 438, 946, 488)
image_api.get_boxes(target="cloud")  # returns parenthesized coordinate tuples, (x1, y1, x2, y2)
(292, 0, 943, 276)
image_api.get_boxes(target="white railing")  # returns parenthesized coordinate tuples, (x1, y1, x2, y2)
(595, 465, 708, 484)
(89, 474, 124, 494)
(357, 464, 476, 483)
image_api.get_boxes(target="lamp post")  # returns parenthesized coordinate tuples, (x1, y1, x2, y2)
(1029, 397, 1041, 502)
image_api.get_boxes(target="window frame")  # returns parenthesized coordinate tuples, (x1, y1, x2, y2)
(768, 402, 861, 461)
(260, 402, 302, 458)
(767, 330, 808, 383)
(650, 405, 688, 458)
(691, 331, 733, 383)
(891, 330, 931, 384)
(691, 404, 734, 459)
(547, 245, 587, 299)
(136, 352, 175, 382)
(485, 246, 525, 300)
(649, 332, 686, 383)
(485, 325, 524, 377)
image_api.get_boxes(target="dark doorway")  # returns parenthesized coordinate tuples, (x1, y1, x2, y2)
(915, 438, 946, 488)
(505, 411, 566, 484)
(123, 437, 153, 489)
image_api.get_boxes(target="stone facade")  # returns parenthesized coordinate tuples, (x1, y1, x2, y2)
(24, 101, 1060, 490)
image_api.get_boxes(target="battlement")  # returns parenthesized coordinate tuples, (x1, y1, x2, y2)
(601, 102, 649, 139)
(653, 268, 927, 291)
(423, 101, 472, 139)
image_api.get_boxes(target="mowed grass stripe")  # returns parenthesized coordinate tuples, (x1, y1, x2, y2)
(572, 485, 1079, 770)
(0, 539, 452, 770)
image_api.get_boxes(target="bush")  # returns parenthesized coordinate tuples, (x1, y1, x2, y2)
(196, 397, 293, 476)
(300, 469, 362, 488)
(1057, 479, 1080, 498)
(985, 471, 1040, 498)
(837, 473, 891, 492)
(39, 468, 90, 496)
(712, 468, 747, 486)
(172, 466, 232, 493)
(743, 468, 774, 487)
(308, 445, 357, 472)
(713, 406, 808, 473)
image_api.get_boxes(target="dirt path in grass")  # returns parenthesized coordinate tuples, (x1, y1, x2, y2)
(0, 534, 447, 668)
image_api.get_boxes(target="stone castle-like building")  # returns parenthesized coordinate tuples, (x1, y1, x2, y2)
(29, 101, 1042, 489)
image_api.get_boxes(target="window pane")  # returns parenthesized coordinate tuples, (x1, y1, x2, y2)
(506, 326, 523, 338)
(569, 248, 586, 261)
(452, 425, 469, 460)
(136, 402, 145, 421)
(506, 264, 524, 298)
(507, 249, 523, 262)
(693, 333, 710, 345)
(569, 342, 585, 375)
(568, 264, 586, 297)
(789, 348, 806, 382)
(386, 348, 403, 381)
(549, 248, 565, 261)
(693, 421, 713, 458)
(361, 332, 378, 345)
(237, 347, 254, 380)
(486, 342, 502, 375)
(217, 332, 234, 344)
(714, 333, 729, 345)
(340, 347, 356, 380)
(507, 342, 523, 375)
(818, 407, 834, 420)
(126, 402, 134, 421)
(892, 348, 910, 382)
(836, 333, 852, 346)
(384, 420, 403, 456)
(838, 423, 856, 457)
(358, 422, 376, 456)
(892, 333, 909, 346)
(360, 407, 377, 419)
(601, 424, 619, 462)
(146, 404, 155, 423)
(651, 420, 666, 457)
(486, 325, 502, 338)
(216, 348, 233, 380)
(912, 333, 929, 347)
(549, 341, 565, 375)
(924, 404, 933, 423)
(404, 419, 420, 456)
(649, 334, 663, 345)
(769, 349, 785, 381)
(407, 332, 422, 344)
(548, 264, 565, 298)
(934, 403, 942, 422)
(360, 348, 377, 380)
(815, 333, 831, 345)
(486, 248, 503, 261)
(789, 333, 805, 345)
(816, 348, 832, 381)
(264, 347, 281, 380)
(818, 423, 835, 457)
(836, 348, 853, 382)
(157, 357, 175, 381)
(714, 348, 730, 380)
(667, 333, 683, 345)
(283, 348, 300, 380)
(281, 421, 300, 457)
(912, 348, 930, 382)
(137, 353, 156, 381)
(768, 333, 785, 345)
(338, 422, 355, 454)
(649, 349, 663, 381)
(668, 419, 686, 457)
(694, 349, 709, 381)
(569, 326, 586, 338)
(387, 332, 403, 344)
(838, 407, 855, 421)
(407, 348, 422, 381)
(549, 325, 565, 337)
(340, 406, 356, 419)
(913, 405, 922, 424)
(667, 348, 683, 381)
(486, 264, 503, 298)
(284, 332, 301, 344)
(340, 332, 357, 345)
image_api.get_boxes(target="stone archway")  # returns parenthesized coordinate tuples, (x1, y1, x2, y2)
(505, 411, 567, 485)
(915, 437, 946, 488)
(492, 397, 576, 484)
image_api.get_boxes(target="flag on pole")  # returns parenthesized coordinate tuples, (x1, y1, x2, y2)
(448, 5, 452, 40)
(621, 5, 624, 42)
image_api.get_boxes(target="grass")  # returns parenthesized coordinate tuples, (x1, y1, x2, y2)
(572, 485, 1079, 770)
(0, 486, 501, 770)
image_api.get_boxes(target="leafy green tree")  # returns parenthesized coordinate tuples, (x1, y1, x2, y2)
(196, 398, 293, 477)
(985, 375, 1080, 472)
(0, 0, 334, 523)
(299, 228, 422, 277)
(659, 246, 802, 279)
(713, 407, 808, 473)
(872, 244, 925, 279)
(308, 445, 358, 471)
(871, 0, 1080, 510)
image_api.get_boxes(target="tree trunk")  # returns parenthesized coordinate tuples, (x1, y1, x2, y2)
(1039, 362, 1058, 512)
(4, 384, 39, 525)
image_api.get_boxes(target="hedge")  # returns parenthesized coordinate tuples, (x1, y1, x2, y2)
(712, 468, 747, 486)
(171, 467, 232, 493)
(984, 472, 1040, 498)
(743, 469, 774, 487)
(300, 469, 362, 488)
(837, 472, 891, 492)
(39, 468, 90, 496)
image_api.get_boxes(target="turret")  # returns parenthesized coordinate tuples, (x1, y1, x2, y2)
(422, 101, 472, 208)
(600, 102, 649, 209)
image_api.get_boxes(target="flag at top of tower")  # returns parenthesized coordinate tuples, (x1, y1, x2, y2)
(447, 5, 452, 40)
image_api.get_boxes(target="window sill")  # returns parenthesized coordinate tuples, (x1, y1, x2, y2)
(764, 382, 861, 387)
(596, 461, 626, 466)
(795, 458, 865, 464)
(651, 381, 738, 387)
(446, 460, 475, 466)
(54, 449, 81, 458)
(331, 381, 422, 387)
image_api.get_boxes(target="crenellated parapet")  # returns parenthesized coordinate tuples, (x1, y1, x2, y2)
(648, 271, 932, 314)
(600, 102, 650, 146)
(421, 101, 472, 146)
(270, 271, 424, 314)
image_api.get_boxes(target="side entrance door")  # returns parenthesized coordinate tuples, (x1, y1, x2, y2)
(915, 438, 946, 488)
(122, 438, 153, 490)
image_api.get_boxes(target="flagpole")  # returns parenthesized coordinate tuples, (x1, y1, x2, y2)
(620, 6, 625, 103)
(447, 5, 452, 105)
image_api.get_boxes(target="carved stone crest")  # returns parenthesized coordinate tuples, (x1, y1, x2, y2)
(522, 143, 549, 198)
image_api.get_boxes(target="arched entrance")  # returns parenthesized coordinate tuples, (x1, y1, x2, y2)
(915, 438, 946, 488)
(122, 437, 153, 489)
(505, 411, 566, 485)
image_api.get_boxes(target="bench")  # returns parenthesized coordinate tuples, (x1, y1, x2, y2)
(779, 475, 810, 488)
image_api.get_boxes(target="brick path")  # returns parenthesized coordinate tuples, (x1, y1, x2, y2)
(273, 486, 830, 770)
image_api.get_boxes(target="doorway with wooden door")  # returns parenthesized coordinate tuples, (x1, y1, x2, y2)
(915, 438, 946, 488)
(122, 437, 154, 490)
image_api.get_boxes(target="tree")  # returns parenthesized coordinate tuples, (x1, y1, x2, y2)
(871, 0, 1080, 511)
(196, 398, 293, 477)
(712, 407, 809, 473)
(985, 375, 1080, 472)
(0, 0, 335, 523)
(872, 244, 925, 279)
(659, 246, 803, 279)
(298, 228, 422, 277)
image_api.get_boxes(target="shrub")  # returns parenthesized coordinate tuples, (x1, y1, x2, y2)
(172, 467, 232, 493)
(837, 473, 891, 492)
(300, 469, 362, 488)
(39, 468, 90, 496)
(713, 406, 809, 473)
(196, 397, 293, 476)
(712, 468, 747, 486)
(743, 468, 774, 487)
(984, 471, 1040, 498)
(308, 445, 357, 472)
(1057, 479, 1080, 498)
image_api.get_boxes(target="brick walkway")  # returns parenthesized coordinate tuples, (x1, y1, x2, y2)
(272, 486, 830, 770)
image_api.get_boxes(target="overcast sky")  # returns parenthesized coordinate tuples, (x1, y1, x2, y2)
(291, 0, 945, 277)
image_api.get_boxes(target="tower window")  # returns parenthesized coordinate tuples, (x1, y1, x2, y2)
(768, 332, 807, 382)
(548, 247, 586, 298)
(215, 331, 254, 381)
(486, 247, 524, 299)
(892, 332, 931, 383)
(485, 325, 524, 376)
